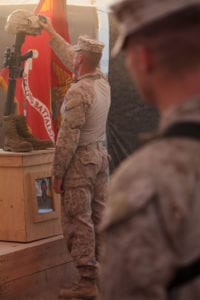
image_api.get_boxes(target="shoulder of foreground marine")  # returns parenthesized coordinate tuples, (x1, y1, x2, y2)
(102, 121, 200, 230)
(101, 151, 157, 230)
(65, 80, 95, 111)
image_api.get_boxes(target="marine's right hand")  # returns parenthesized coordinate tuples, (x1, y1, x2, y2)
(53, 176, 65, 194)
(38, 15, 57, 36)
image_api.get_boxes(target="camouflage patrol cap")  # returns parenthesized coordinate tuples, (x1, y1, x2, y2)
(5, 9, 42, 35)
(111, 0, 200, 56)
(73, 36, 105, 54)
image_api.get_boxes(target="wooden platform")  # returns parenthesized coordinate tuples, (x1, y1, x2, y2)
(0, 235, 79, 300)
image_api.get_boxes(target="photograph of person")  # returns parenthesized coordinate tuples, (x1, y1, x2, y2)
(35, 178, 54, 214)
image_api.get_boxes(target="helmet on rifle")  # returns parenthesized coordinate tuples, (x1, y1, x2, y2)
(5, 9, 42, 35)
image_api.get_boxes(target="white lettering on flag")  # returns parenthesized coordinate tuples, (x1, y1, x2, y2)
(22, 57, 55, 142)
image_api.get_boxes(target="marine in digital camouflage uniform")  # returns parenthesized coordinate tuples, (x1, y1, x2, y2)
(100, 1, 200, 300)
(39, 18, 111, 299)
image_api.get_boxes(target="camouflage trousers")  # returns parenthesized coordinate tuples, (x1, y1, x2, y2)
(61, 144, 109, 280)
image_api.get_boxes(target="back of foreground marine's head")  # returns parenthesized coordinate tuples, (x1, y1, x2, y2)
(111, 0, 200, 75)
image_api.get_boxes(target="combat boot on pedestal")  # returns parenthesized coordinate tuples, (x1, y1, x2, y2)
(15, 114, 54, 150)
(59, 278, 98, 299)
(3, 115, 33, 152)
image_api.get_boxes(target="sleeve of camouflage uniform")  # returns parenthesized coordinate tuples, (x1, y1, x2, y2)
(100, 155, 183, 300)
(50, 32, 74, 72)
(52, 85, 93, 179)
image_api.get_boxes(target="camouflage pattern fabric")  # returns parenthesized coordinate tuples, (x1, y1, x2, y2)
(52, 71, 110, 178)
(50, 33, 74, 72)
(61, 145, 109, 279)
(100, 97, 200, 300)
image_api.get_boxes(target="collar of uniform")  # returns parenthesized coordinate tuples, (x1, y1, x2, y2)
(159, 96, 200, 134)
(76, 69, 104, 82)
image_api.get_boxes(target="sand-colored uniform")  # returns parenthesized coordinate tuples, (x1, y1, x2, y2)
(50, 33, 111, 279)
(101, 97, 200, 300)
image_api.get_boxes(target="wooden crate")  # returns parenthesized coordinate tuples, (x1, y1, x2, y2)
(0, 149, 62, 242)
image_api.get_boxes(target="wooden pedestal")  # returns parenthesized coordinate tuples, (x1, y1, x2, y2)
(0, 149, 62, 242)
(0, 235, 79, 300)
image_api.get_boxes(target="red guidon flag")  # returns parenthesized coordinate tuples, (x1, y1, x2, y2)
(0, 0, 72, 142)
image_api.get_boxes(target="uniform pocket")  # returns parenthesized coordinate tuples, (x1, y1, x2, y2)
(78, 150, 99, 165)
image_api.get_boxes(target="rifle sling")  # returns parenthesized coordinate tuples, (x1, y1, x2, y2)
(162, 121, 200, 140)
(167, 257, 200, 291)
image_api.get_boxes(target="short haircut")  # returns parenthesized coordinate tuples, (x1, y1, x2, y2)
(81, 50, 102, 69)
(126, 5, 200, 75)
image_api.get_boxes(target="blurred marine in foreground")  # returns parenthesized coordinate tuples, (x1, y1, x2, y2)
(101, 0, 200, 299)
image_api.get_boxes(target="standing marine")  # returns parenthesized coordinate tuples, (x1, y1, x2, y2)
(40, 17, 111, 299)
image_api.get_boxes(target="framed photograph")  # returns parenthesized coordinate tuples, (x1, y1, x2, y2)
(28, 170, 60, 223)
(35, 177, 54, 214)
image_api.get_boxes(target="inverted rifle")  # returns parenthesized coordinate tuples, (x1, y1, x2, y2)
(3, 32, 34, 116)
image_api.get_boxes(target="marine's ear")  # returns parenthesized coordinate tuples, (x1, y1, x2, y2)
(134, 44, 154, 74)
(125, 43, 154, 86)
